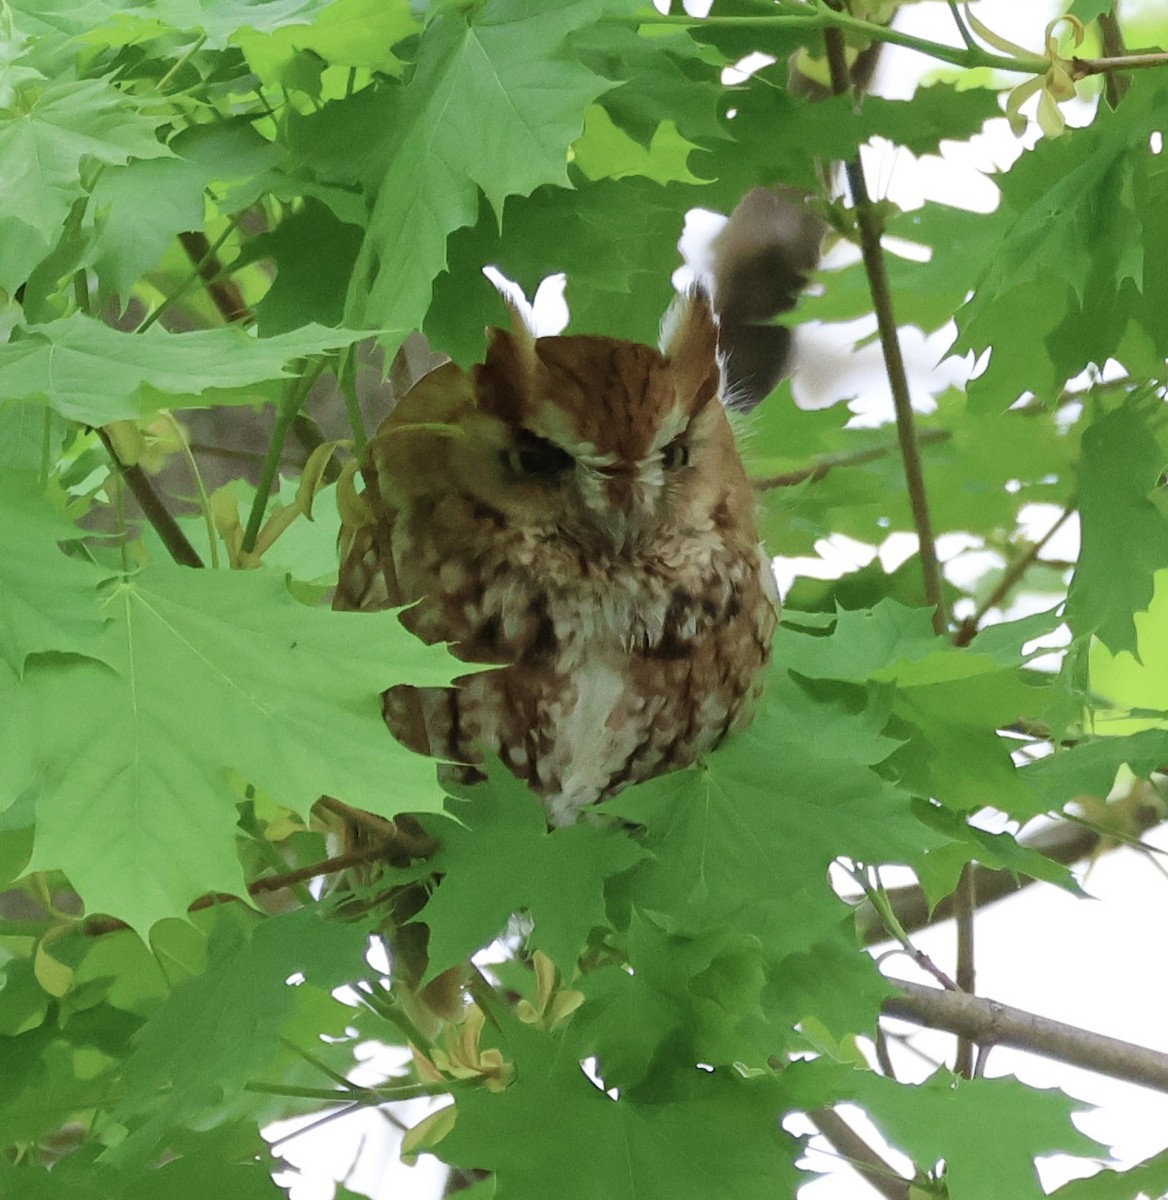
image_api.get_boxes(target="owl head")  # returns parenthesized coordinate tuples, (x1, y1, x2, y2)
(376, 291, 753, 556)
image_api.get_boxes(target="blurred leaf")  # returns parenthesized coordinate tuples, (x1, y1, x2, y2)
(1066, 402, 1168, 653)
(0, 316, 369, 424)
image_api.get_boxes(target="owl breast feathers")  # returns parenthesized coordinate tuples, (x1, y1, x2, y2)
(334, 292, 778, 826)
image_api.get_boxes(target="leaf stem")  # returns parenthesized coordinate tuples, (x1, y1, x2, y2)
(752, 428, 950, 491)
(244, 1079, 452, 1103)
(337, 345, 369, 450)
(946, 0, 976, 51)
(241, 358, 328, 555)
(157, 34, 207, 93)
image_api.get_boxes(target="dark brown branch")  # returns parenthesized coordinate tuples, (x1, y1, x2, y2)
(98, 426, 204, 568)
(178, 230, 252, 325)
(810, 1108, 912, 1200)
(753, 429, 950, 491)
(884, 978, 1168, 1093)
(823, 29, 947, 635)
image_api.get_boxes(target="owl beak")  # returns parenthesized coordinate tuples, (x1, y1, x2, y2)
(602, 471, 637, 553)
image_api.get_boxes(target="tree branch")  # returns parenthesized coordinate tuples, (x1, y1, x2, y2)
(884, 978, 1168, 1093)
(753, 429, 951, 491)
(823, 28, 947, 634)
(953, 503, 1075, 647)
(97, 426, 204, 568)
(177, 230, 252, 325)
(811, 1107, 912, 1200)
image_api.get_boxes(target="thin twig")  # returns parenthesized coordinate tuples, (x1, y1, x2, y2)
(884, 979, 1168, 1093)
(824, 29, 947, 635)
(810, 1108, 912, 1200)
(81, 842, 400, 935)
(97, 427, 204, 568)
(753, 428, 950, 491)
(953, 503, 1075, 647)
(849, 866, 959, 991)
(946, 0, 976, 50)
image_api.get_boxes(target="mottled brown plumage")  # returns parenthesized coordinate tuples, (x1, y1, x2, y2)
(334, 293, 777, 825)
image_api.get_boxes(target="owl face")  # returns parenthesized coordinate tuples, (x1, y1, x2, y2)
(379, 292, 749, 561)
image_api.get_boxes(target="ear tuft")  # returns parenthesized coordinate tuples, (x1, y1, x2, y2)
(660, 288, 723, 414)
(477, 295, 540, 423)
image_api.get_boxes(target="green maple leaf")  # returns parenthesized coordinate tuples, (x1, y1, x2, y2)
(85, 121, 283, 306)
(1066, 402, 1168, 654)
(0, 474, 111, 672)
(1053, 1147, 1168, 1200)
(852, 1070, 1101, 1200)
(1025, 729, 1168, 809)
(103, 0, 332, 49)
(570, 23, 725, 147)
(419, 770, 644, 979)
(23, 564, 461, 932)
(441, 1021, 802, 1200)
(0, 314, 369, 424)
(0, 76, 171, 292)
(113, 904, 368, 1163)
(345, 0, 614, 341)
(236, 0, 419, 81)
(431, 175, 688, 363)
(239, 200, 363, 334)
(603, 668, 942, 943)
(944, 74, 1168, 406)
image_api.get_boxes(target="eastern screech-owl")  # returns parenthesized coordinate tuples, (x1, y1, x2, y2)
(334, 291, 777, 826)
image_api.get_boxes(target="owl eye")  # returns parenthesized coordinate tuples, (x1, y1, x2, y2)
(503, 435, 575, 478)
(662, 439, 690, 470)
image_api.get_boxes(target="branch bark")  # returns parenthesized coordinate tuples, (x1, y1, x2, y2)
(811, 1107, 912, 1200)
(884, 978, 1168, 1093)
(823, 28, 947, 635)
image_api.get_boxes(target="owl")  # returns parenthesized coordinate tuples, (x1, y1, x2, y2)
(334, 291, 777, 826)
